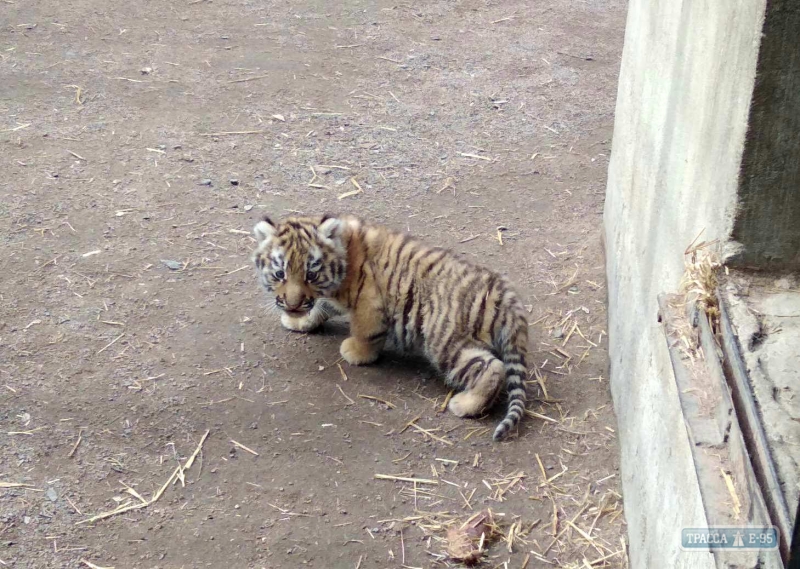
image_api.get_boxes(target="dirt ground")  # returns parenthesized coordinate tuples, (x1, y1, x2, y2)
(1, 1, 627, 567)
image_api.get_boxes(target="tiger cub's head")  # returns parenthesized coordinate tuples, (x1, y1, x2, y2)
(252, 214, 347, 315)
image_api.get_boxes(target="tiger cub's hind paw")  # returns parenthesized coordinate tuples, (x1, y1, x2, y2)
(340, 336, 380, 365)
(448, 390, 489, 417)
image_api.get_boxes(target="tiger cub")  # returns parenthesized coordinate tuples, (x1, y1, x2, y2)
(252, 214, 529, 441)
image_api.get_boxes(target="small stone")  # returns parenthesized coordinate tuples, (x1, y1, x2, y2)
(161, 259, 183, 271)
(244, 204, 253, 212)
(229, 178, 239, 186)
(199, 179, 212, 186)
(46, 487, 58, 502)
(141, 67, 153, 75)
(552, 327, 565, 339)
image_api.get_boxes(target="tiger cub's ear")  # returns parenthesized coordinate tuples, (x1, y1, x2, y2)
(253, 216, 276, 244)
(317, 214, 344, 241)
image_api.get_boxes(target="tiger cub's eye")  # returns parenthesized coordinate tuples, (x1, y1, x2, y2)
(307, 258, 322, 282)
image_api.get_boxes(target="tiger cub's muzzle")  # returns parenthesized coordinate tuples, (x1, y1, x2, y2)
(276, 295, 316, 315)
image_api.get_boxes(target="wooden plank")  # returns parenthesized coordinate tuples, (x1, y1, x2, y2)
(693, 302, 734, 443)
(658, 295, 725, 447)
(660, 293, 784, 567)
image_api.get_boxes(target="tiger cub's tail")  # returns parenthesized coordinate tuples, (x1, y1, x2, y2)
(492, 303, 529, 441)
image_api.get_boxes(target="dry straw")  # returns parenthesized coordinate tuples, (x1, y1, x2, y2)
(76, 430, 209, 525)
(679, 231, 722, 318)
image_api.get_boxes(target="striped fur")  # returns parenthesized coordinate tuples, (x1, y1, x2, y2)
(252, 214, 529, 441)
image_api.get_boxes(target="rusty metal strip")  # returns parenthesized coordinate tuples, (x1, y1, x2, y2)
(717, 290, 793, 562)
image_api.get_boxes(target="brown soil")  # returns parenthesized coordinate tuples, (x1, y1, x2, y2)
(1, 1, 627, 567)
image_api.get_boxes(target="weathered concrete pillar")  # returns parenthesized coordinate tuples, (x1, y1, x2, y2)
(604, 0, 800, 566)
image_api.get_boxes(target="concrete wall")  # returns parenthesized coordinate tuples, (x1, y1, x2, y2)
(604, 1, 766, 567)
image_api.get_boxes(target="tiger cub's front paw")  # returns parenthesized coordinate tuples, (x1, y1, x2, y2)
(340, 337, 379, 365)
(281, 311, 324, 332)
